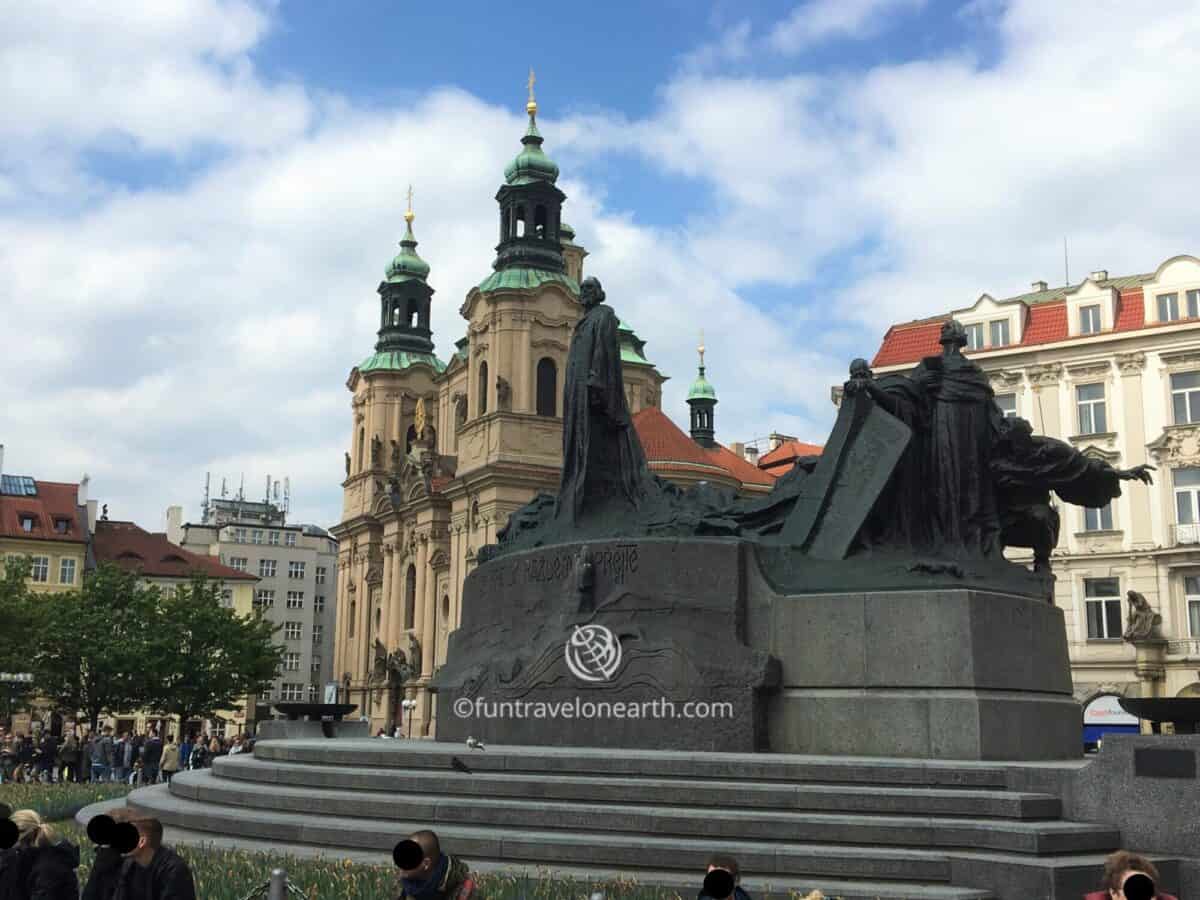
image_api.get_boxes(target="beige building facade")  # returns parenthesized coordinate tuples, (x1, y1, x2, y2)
(871, 254, 1200, 714)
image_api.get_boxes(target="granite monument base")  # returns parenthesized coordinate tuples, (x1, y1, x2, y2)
(434, 538, 1081, 760)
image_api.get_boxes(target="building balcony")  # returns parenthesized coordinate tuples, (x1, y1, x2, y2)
(1167, 638, 1200, 657)
(1170, 523, 1200, 546)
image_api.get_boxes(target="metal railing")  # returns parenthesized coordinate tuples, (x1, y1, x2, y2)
(1171, 523, 1200, 546)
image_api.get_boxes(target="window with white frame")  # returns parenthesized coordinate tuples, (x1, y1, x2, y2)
(1079, 304, 1101, 335)
(315, 566, 327, 585)
(995, 393, 1017, 418)
(286, 532, 297, 547)
(252, 530, 263, 545)
(1083, 504, 1114, 532)
(59, 558, 76, 585)
(1084, 577, 1123, 640)
(989, 319, 1010, 347)
(230, 557, 248, 572)
(312, 624, 323, 645)
(311, 655, 322, 673)
(268, 530, 280, 545)
(286, 591, 304, 609)
(965, 323, 984, 351)
(220, 589, 233, 608)
(235, 528, 247, 543)
(314, 595, 325, 613)
(259, 559, 277, 578)
(1189, 289, 1200, 319)
(254, 589, 275, 610)
(29, 556, 49, 582)
(288, 561, 306, 579)
(308, 683, 319, 702)
(283, 652, 301, 672)
(1185, 576, 1200, 637)
(1171, 372, 1200, 424)
(1158, 292, 1181, 322)
(281, 683, 304, 702)
(1174, 469, 1200, 544)
(285, 621, 303, 640)
(1076, 383, 1107, 435)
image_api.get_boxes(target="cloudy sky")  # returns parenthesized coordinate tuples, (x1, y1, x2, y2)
(2, 0, 1198, 531)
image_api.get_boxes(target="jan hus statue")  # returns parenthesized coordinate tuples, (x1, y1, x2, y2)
(556, 276, 649, 525)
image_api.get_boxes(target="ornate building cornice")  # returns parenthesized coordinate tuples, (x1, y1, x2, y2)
(1027, 362, 1063, 387)
(1115, 352, 1147, 375)
(1148, 423, 1200, 466)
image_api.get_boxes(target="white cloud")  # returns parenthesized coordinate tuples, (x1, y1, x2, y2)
(768, 0, 928, 54)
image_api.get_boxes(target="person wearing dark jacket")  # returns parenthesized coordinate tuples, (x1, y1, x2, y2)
(82, 809, 132, 900)
(112, 817, 195, 900)
(698, 855, 752, 900)
(141, 734, 163, 785)
(0, 809, 80, 900)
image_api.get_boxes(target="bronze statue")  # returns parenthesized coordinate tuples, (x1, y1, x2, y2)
(344, 452, 351, 476)
(556, 276, 649, 525)
(370, 434, 382, 466)
(496, 376, 512, 411)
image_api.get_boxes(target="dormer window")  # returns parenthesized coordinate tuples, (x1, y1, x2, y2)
(1158, 293, 1180, 322)
(965, 323, 984, 351)
(19, 514, 35, 532)
(989, 319, 1010, 347)
(1189, 290, 1200, 319)
(53, 518, 70, 534)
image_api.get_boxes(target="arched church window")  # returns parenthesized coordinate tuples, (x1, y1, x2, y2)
(441, 594, 450, 623)
(392, 302, 401, 327)
(357, 427, 365, 473)
(536, 357, 557, 416)
(407, 298, 419, 329)
(534, 205, 547, 239)
(404, 564, 416, 630)
(478, 361, 489, 415)
(375, 607, 381, 635)
(516, 205, 526, 237)
(348, 599, 356, 638)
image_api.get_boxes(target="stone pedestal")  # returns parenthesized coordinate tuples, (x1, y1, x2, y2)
(434, 538, 1081, 759)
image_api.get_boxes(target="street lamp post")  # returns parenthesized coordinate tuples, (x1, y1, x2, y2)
(400, 698, 417, 739)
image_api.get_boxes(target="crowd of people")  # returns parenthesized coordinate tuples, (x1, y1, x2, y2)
(0, 726, 253, 786)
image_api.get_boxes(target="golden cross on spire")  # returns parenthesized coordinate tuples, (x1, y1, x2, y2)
(404, 184, 414, 224)
(526, 67, 538, 115)
(698, 330, 706, 369)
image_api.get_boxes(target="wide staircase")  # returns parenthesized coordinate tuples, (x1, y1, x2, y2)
(124, 740, 1180, 900)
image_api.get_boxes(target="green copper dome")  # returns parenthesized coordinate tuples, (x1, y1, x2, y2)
(385, 220, 430, 283)
(357, 350, 446, 375)
(687, 368, 717, 402)
(504, 114, 560, 186)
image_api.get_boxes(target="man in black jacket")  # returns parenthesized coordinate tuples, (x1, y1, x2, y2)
(113, 818, 195, 900)
(140, 733, 163, 785)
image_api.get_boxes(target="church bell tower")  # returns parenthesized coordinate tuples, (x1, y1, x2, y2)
(377, 188, 436, 356)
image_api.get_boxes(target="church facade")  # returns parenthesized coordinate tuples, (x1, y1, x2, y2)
(331, 89, 778, 738)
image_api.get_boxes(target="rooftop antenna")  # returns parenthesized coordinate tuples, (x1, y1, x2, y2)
(1064, 236, 1070, 286)
(202, 472, 211, 521)
(265, 474, 271, 506)
(283, 477, 291, 520)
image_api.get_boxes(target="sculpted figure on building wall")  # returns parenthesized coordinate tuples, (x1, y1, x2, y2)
(1123, 590, 1164, 642)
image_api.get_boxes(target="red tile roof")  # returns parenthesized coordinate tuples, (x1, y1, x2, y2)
(758, 440, 825, 475)
(0, 480, 87, 544)
(871, 287, 1151, 368)
(94, 521, 256, 581)
(632, 406, 776, 491)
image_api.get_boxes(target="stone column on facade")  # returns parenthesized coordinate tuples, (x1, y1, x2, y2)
(413, 534, 432, 735)
(379, 543, 394, 654)
(1117, 352, 1154, 549)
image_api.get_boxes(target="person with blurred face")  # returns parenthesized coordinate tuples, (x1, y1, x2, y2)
(1082, 851, 1177, 900)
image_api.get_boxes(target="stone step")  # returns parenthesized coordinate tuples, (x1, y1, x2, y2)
(252, 738, 1018, 788)
(172, 771, 1116, 855)
(128, 785, 959, 882)
(214, 755, 1062, 819)
(122, 819, 1000, 900)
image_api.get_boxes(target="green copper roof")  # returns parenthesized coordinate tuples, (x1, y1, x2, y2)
(477, 267, 579, 294)
(357, 350, 446, 375)
(617, 319, 655, 366)
(385, 221, 431, 284)
(560, 222, 576, 242)
(504, 114, 560, 186)
(688, 367, 717, 402)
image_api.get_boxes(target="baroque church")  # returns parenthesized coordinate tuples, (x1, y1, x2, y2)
(332, 85, 778, 737)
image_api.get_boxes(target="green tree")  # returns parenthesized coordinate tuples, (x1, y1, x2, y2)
(144, 575, 284, 728)
(32, 562, 161, 730)
(0, 556, 39, 724)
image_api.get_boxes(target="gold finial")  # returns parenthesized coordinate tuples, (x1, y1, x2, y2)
(698, 330, 706, 369)
(404, 184, 415, 224)
(526, 67, 537, 116)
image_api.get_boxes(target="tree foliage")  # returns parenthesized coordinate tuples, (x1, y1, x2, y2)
(142, 576, 284, 726)
(32, 563, 160, 729)
(0, 556, 40, 719)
